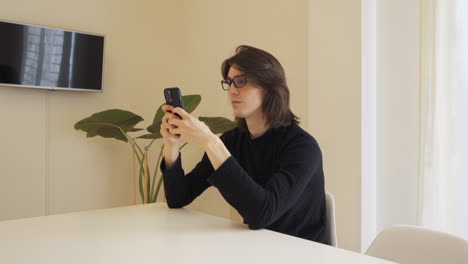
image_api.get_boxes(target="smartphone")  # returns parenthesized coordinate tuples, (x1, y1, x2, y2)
(164, 87, 184, 122)
(164, 87, 184, 109)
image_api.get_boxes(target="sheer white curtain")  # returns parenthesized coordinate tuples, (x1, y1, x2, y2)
(419, 0, 468, 240)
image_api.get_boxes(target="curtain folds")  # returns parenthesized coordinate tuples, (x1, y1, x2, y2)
(419, 0, 468, 240)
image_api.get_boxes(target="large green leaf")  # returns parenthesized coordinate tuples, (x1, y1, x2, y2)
(74, 109, 144, 142)
(152, 95, 201, 124)
(137, 131, 163, 140)
(183, 95, 202, 114)
(142, 121, 163, 139)
(152, 103, 165, 125)
(199, 116, 236, 134)
(146, 121, 162, 134)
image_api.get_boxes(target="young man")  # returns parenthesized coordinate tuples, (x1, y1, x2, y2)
(160, 45, 329, 244)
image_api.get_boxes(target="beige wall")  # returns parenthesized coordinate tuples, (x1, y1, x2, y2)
(0, 88, 47, 220)
(176, 0, 310, 221)
(151, 0, 364, 252)
(0, 0, 363, 252)
(309, 0, 362, 252)
(0, 0, 184, 219)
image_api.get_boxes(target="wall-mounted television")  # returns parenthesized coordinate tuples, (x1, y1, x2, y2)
(0, 20, 105, 92)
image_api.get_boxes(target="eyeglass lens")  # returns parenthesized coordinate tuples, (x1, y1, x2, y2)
(221, 75, 247, 90)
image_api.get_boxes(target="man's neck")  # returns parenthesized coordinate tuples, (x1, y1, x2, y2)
(245, 115, 269, 139)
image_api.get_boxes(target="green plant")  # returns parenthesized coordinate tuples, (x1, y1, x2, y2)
(74, 95, 236, 204)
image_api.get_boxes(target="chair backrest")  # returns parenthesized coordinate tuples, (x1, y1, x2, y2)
(366, 225, 468, 264)
(325, 191, 337, 247)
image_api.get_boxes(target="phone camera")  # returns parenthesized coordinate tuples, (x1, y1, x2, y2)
(164, 91, 172, 102)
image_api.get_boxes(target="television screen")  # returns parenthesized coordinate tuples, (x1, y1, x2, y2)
(0, 20, 104, 92)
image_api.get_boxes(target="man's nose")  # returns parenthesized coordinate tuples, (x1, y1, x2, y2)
(229, 84, 239, 95)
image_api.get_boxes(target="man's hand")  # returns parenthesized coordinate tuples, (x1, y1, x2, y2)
(168, 107, 217, 149)
(160, 105, 182, 147)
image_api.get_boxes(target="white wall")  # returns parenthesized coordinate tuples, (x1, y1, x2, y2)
(361, 0, 377, 252)
(376, 0, 420, 234)
(361, 0, 420, 252)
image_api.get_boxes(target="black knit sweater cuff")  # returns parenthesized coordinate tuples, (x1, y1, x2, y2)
(206, 156, 238, 187)
(160, 153, 182, 176)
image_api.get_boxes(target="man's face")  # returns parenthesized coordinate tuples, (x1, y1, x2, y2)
(226, 67, 265, 119)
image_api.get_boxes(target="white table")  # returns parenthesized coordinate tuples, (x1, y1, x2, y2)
(0, 203, 394, 264)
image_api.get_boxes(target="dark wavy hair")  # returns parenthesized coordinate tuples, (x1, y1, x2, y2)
(221, 45, 299, 131)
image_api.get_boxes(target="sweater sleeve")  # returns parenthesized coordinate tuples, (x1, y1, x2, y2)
(207, 135, 322, 229)
(161, 152, 214, 208)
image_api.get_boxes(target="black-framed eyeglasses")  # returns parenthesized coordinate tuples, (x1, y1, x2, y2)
(220, 75, 248, 91)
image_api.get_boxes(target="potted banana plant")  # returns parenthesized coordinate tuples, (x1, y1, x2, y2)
(74, 95, 236, 204)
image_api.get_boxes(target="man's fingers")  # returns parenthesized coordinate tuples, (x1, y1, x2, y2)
(169, 127, 181, 135)
(162, 104, 174, 112)
(161, 123, 171, 129)
(160, 126, 170, 136)
(172, 107, 190, 119)
(163, 113, 180, 126)
(168, 118, 182, 126)
(160, 125, 179, 139)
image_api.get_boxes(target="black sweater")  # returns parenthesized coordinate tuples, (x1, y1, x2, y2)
(161, 122, 329, 244)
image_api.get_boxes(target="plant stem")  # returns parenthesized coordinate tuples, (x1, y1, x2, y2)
(126, 134, 143, 163)
(148, 138, 157, 148)
(126, 135, 146, 203)
(154, 173, 164, 203)
(150, 142, 164, 202)
(119, 129, 149, 203)
(120, 128, 144, 158)
(135, 149, 145, 203)
(131, 139, 145, 158)
(143, 150, 151, 203)
(180, 142, 188, 150)
(153, 142, 188, 203)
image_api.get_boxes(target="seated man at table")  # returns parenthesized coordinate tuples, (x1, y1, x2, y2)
(159, 45, 329, 245)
